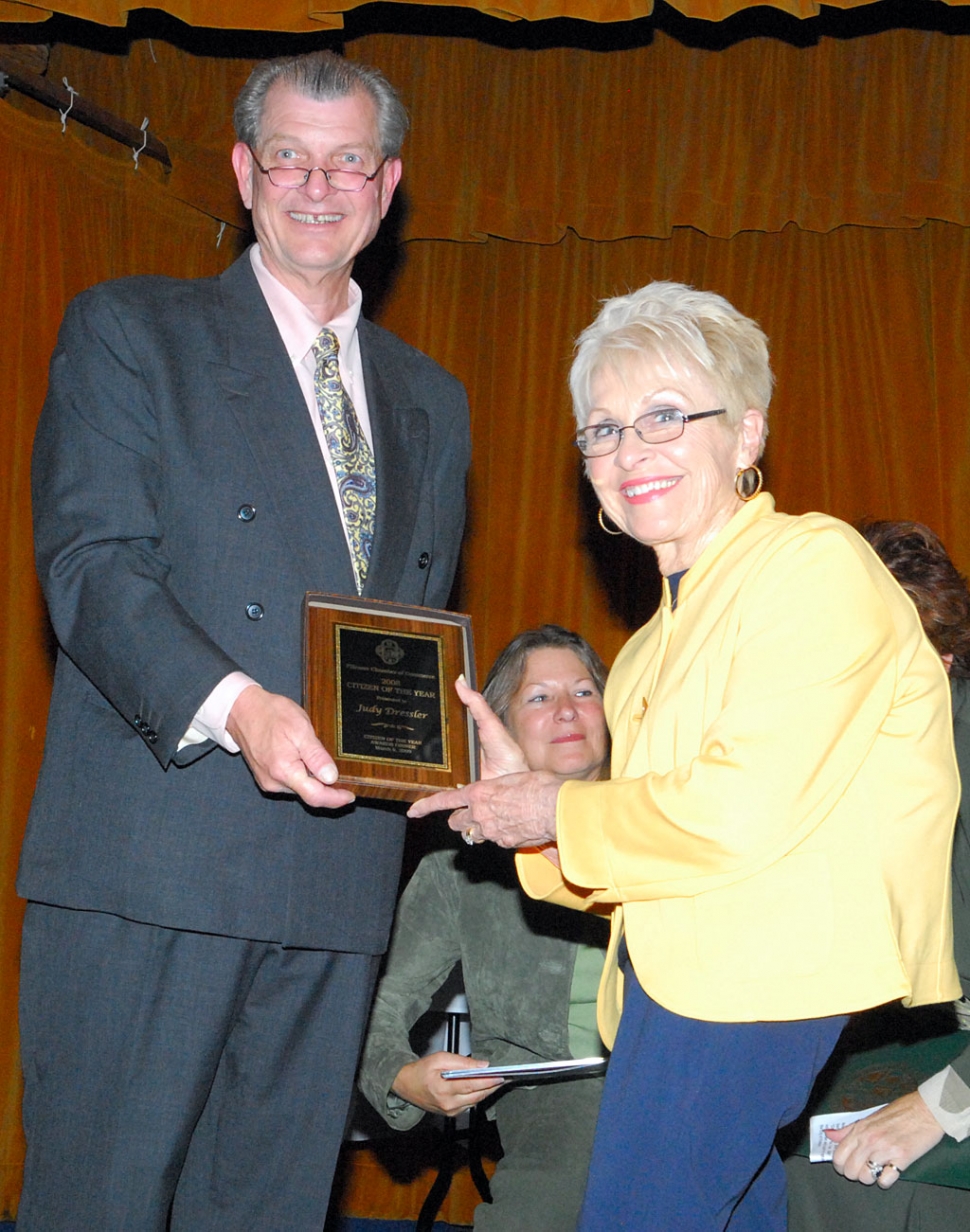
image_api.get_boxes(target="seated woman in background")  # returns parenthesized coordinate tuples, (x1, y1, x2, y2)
(358, 625, 610, 1232)
(786, 519, 970, 1230)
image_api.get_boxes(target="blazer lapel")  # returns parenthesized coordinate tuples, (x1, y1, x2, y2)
(211, 255, 357, 594)
(359, 321, 430, 601)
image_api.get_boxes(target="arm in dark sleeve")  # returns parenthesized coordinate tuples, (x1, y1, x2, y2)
(33, 286, 242, 767)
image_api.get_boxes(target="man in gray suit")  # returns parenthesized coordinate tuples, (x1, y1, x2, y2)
(17, 50, 469, 1231)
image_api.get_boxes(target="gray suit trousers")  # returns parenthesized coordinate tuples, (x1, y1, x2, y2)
(18, 903, 380, 1231)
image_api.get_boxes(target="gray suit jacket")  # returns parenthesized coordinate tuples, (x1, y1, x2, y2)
(20, 251, 470, 954)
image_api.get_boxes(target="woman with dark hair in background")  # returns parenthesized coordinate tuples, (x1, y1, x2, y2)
(786, 520, 970, 1230)
(358, 625, 610, 1231)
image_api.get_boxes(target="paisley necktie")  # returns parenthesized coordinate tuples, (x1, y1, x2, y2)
(312, 328, 376, 593)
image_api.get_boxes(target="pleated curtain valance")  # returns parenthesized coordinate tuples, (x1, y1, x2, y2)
(12, 24, 970, 243)
(3, 0, 970, 30)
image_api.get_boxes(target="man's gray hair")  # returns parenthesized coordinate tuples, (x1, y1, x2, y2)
(569, 281, 773, 455)
(233, 50, 409, 158)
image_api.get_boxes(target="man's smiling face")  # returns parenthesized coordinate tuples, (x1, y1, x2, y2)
(232, 84, 401, 303)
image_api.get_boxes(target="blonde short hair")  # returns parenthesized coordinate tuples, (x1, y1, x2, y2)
(569, 282, 773, 456)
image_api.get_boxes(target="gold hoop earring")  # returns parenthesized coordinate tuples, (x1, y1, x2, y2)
(598, 508, 623, 536)
(735, 465, 764, 502)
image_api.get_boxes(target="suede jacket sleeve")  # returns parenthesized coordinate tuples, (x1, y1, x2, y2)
(358, 850, 464, 1130)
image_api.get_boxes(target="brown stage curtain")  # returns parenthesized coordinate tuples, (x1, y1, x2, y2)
(5, 0, 970, 32)
(387, 27, 970, 243)
(5, 15, 970, 1218)
(18, 25, 970, 245)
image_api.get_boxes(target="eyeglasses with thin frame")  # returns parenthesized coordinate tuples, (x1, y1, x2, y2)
(574, 407, 727, 458)
(248, 147, 388, 192)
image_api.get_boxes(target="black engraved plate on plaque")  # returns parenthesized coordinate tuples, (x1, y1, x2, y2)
(303, 593, 476, 802)
(335, 625, 448, 769)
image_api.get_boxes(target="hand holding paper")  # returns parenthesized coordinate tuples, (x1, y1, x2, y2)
(393, 1052, 504, 1117)
(823, 1092, 945, 1186)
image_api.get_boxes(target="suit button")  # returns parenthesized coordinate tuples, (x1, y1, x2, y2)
(237, 504, 256, 522)
(417, 552, 430, 570)
(147, 731, 157, 744)
(246, 602, 264, 621)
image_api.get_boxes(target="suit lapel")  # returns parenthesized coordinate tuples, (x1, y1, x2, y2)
(207, 257, 428, 600)
(211, 255, 357, 594)
(359, 319, 430, 601)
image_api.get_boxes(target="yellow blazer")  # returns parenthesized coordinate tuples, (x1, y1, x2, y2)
(519, 494, 961, 1046)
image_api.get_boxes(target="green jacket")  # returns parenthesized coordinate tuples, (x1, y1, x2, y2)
(358, 840, 608, 1130)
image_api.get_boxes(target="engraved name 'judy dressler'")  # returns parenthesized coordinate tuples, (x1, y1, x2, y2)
(335, 625, 449, 769)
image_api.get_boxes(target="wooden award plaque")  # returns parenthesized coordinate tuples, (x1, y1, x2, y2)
(303, 593, 478, 802)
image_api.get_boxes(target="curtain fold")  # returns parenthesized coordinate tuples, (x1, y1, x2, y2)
(373, 27, 970, 242)
(5, 0, 970, 30)
(19, 26, 970, 242)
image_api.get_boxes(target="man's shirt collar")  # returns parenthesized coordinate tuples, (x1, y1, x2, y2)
(249, 244, 363, 366)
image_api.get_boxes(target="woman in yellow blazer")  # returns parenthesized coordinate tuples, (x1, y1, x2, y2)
(410, 282, 960, 1231)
